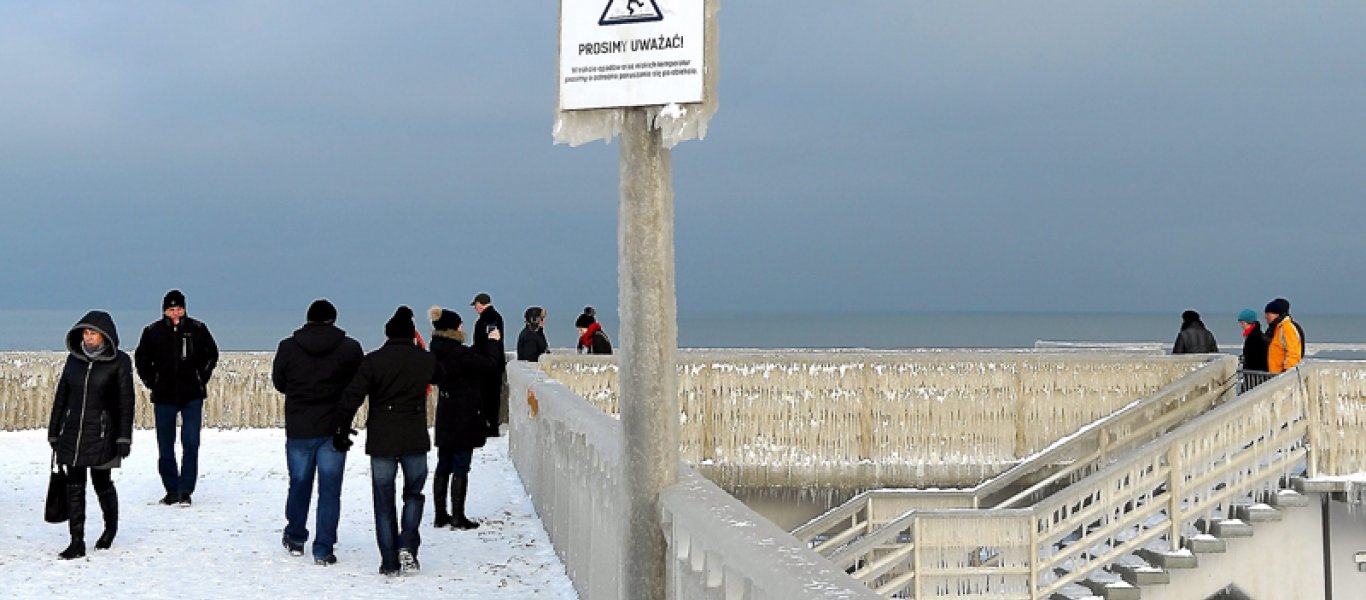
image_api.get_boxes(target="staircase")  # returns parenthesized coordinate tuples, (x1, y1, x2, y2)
(796, 361, 1333, 599)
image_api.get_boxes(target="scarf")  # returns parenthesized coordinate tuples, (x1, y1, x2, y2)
(579, 322, 603, 349)
(1242, 323, 1255, 338)
(82, 342, 107, 358)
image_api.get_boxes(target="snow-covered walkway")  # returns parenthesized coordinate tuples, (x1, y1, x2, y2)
(0, 429, 577, 599)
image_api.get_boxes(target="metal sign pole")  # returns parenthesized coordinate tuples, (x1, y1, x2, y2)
(618, 105, 679, 600)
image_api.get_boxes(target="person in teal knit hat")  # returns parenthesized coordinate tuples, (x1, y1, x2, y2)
(1237, 309, 1268, 372)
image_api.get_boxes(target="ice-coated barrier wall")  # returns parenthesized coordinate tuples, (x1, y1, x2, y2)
(1307, 362, 1366, 476)
(506, 361, 879, 600)
(537, 351, 1212, 488)
(0, 352, 422, 431)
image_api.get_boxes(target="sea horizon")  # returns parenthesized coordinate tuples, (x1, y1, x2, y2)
(5, 308, 1366, 354)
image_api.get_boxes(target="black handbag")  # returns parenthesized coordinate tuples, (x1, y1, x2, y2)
(45, 454, 69, 524)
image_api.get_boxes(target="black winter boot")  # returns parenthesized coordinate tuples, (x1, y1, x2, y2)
(433, 474, 451, 528)
(450, 476, 479, 530)
(94, 485, 118, 550)
(59, 483, 86, 559)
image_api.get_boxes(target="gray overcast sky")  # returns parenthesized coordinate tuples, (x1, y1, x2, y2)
(2, 1, 1364, 318)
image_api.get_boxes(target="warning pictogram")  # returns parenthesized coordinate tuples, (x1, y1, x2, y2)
(599, 0, 664, 26)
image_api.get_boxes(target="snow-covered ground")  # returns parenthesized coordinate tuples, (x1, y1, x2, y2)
(0, 429, 578, 599)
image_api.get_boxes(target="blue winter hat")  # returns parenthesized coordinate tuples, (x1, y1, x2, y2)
(1237, 309, 1257, 323)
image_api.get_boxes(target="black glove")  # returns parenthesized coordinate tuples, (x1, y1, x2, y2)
(49, 439, 58, 452)
(333, 428, 357, 453)
(117, 442, 131, 458)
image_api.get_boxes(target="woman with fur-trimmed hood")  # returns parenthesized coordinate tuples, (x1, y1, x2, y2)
(426, 306, 501, 530)
(47, 310, 135, 559)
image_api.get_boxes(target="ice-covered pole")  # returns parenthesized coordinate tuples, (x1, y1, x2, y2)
(617, 105, 680, 600)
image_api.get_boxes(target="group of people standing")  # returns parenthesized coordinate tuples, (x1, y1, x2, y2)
(1172, 297, 1306, 374)
(44, 289, 609, 576)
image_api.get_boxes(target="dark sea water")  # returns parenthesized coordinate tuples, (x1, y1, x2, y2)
(5, 309, 1366, 355)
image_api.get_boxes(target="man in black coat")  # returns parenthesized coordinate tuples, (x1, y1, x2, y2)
(1172, 310, 1218, 354)
(470, 292, 507, 436)
(516, 306, 549, 362)
(134, 289, 219, 506)
(272, 299, 363, 565)
(333, 305, 442, 577)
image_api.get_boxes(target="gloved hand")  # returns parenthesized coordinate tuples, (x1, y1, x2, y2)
(49, 439, 58, 452)
(333, 428, 358, 453)
(117, 442, 131, 458)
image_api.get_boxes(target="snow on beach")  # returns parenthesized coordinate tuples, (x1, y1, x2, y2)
(0, 429, 577, 599)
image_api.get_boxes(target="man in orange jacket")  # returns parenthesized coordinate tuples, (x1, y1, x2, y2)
(1264, 298, 1303, 374)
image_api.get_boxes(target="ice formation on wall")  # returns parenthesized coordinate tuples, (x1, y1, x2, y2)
(538, 352, 1209, 488)
(0, 352, 426, 431)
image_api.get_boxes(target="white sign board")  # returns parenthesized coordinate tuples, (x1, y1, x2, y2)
(559, 0, 704, 111)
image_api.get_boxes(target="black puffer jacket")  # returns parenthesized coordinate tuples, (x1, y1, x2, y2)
(48, 311, 135, 468)
(1173, 320, 1219, 354)
(430, 333, 500, 449)
(273, 323, 364, 439)
(135, 315, 219, 405)
(336, 338, 443, 457)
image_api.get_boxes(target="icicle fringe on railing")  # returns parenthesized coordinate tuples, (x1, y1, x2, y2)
(538, 352, 1211, 488)
(0, 352, 420, 431)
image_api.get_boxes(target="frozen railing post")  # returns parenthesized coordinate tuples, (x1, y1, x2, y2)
(554, 1, 718, 597)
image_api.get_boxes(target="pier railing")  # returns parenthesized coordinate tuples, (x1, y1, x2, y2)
(506, 360, 879, 600)
(792, 357, 1237, 554)
(812, 366, 1309, 598)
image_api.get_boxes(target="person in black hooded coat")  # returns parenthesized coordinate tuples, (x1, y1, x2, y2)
(47, 310, 135, 560)
(427, 306, 502, 530)
(1172, 310, 1219, 354)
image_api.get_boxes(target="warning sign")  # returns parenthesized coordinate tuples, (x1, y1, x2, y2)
(600, 0, 663, 26)
(559, 0, 704, 111)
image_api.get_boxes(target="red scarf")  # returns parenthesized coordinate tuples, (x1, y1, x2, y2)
(579, 322, 602, 348)
(1242, 323, 1255, 338)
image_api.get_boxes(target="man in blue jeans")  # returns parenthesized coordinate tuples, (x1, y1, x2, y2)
(333, 306, 442, 576)
(135, 289, 218, 506)
(272, 299, 363, 565)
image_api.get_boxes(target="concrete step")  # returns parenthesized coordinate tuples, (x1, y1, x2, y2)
(1291, 476, 1338, 494)
(1233, 503, 1282, 523)
(1113, 562, 1170, 586)
(1210, 519, 1253, 538)
(1079, 575, 1141, 600)
(1134, 547, 1198, 569)
(1183, 534, 1227, 554)
(1268, 489, 1309, 508)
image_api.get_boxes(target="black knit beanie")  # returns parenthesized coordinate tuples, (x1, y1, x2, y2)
(163, 289, 186, 311)
(428, 305, 462, 332)
(307, 299, 337, 324)
(1265, 298, 1290, 315)
(1181, 310, 1200, 324)
(384, 305, 416, 339)
(575, 311, 596, 329)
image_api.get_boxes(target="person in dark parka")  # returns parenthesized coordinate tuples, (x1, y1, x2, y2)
(135, 289, 219, 505)
(428, 306, 502, 530)
(575, 306, 613, 355)
(272, 299, 364, 564)
(1172, 310, 1219, 354)
(47, 311, 135, 559)
(470, 292, 507, 437)
(332, 305, 443, 576)
(1236, 308, 1269, 372)
(516, 306, 549, 362)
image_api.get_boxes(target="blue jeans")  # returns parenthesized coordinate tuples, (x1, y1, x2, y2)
(154, 398, 203, 496)
(370, 454, 427, 570)
(284, 436, 346, 560)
